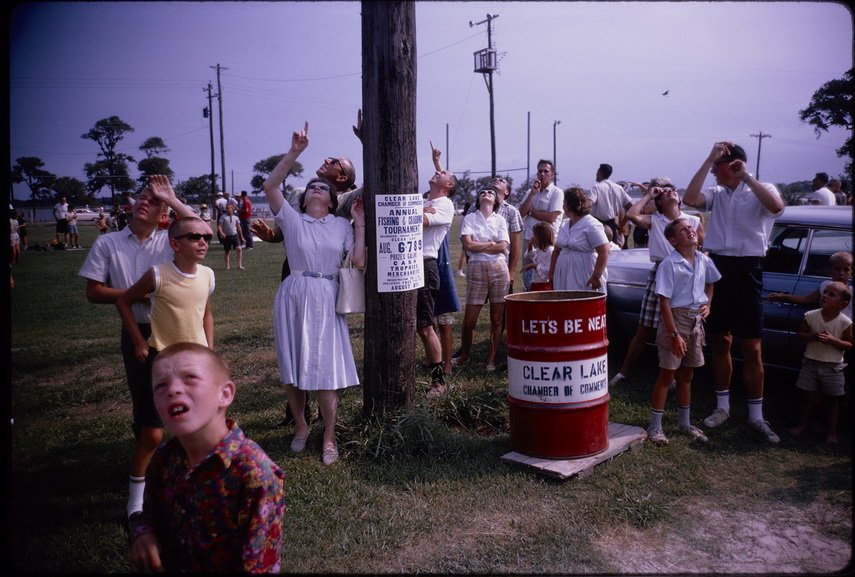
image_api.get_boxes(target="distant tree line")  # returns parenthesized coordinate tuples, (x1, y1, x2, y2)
(10, 68, 853, 210)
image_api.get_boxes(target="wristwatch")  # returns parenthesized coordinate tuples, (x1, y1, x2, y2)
(671, 332, 679, 339)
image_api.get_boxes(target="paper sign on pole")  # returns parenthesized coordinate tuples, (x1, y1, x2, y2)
(375, 194, 424, 293)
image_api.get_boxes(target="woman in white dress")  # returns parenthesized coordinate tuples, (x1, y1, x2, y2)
(263, 122, 366, 465)
(549, 187, 610, 293)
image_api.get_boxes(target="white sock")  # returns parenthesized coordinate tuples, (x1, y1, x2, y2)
(678, 405, 691, 429)
(747, 398, 764, 422)
(128, 475, 146, 518)
(715, 391, 730, 414)
(649, 409, 664, 431)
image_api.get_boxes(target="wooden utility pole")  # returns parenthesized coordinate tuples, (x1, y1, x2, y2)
(361, 1, 418, 415)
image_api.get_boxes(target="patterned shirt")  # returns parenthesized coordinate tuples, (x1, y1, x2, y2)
(129, 421, 286, 573)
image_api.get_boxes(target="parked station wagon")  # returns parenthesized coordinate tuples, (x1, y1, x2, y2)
(606, 205, 852, 372)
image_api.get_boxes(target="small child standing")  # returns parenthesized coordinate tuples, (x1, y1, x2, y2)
(129, 343, 286, 572)
(521, 221, 555, 291)
(647, 218, 721, 445)
(788, 281, 852, 444)
(116, 216, 216, 364)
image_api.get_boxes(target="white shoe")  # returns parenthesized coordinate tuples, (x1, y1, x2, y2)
(703, 408, 729, 428)
(609, 373, 626, 387)
(677, 424, 709, 444)
(646, 428, 669, 445)
(749, 420, 780, 444)
(457, 269, 466, 277)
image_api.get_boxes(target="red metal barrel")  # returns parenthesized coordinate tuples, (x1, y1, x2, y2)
(505, 290, 610, 459)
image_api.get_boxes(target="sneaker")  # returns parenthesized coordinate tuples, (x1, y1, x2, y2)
(749, 420, 780, 444)
(457, 269, 466, 277)
(609, 373, 626, 387)
(646, 427, 669, 445)
(677, 425, 709, 444)
(703, 408, 729, 428)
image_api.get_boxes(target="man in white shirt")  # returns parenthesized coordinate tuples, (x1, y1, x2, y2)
(683, 141, 785, 444)
(53, 195, 70, 246)
(810, 172, 835, 206)
(421, 168, 456, 397)
(587, 163, 633, 248)
(519, 159, 563, 290)
(78, 176, 196, 523)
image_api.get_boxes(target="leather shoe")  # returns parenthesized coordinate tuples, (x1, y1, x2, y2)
(322, 443, 339, 465)
(290, 433, 309, 453)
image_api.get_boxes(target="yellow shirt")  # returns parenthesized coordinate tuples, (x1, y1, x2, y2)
(149, 262, 215, 351)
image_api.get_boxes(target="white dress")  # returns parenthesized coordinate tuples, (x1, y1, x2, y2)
(272, 202, 359, 391)
(553, 215, 609, 293)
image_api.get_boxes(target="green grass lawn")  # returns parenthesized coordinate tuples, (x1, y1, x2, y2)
(8, 219, 852, 573)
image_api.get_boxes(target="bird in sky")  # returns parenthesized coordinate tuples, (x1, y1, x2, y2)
(661, 90, 670, 96)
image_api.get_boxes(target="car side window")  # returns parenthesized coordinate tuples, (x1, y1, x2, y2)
(764, 225, 809, 275)
(803, 229, 853, 277)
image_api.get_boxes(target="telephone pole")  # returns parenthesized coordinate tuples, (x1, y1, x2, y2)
(750, 131, 771, 180)
(203, 82, 217, 210)
(470, 13, 499, 178)
(211, 63, 228, 195)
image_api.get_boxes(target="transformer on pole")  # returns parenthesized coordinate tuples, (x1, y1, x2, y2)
(470, 14, 499, 178)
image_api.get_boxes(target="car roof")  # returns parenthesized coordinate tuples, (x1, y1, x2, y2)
(776, 205, 851, 228)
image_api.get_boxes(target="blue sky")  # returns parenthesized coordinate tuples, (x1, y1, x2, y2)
(9, 1, 853, 203)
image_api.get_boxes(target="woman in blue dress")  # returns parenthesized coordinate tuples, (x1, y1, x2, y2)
(263, 122, 366, 465)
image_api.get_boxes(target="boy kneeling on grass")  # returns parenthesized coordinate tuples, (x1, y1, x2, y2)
(788, 282, 853, 445)
(647, 218, 721, 445)
(129, 343, 286, 573)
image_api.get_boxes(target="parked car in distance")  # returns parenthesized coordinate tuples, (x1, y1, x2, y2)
(606, 205, 853, 372)
(73, 207, 102, 223)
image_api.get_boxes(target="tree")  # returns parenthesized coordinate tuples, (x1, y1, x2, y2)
(137, 136, 173, 181)
(251, 155, 304, 193)
(138, 157, 174, 182)
(176, 175, 219, 205)
(81, 116, 137, 204)
(51, 177, 94, 207)
(11, 156, 56, 203)
(799, 68, 854, 183)
(361, 1, 418, 415)
(84, 159, 135, 203)
(139, 136, 170, 158)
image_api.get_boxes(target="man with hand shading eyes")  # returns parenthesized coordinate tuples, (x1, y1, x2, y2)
(79, 175, 198, 525)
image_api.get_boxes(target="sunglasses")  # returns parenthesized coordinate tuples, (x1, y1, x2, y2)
(307, 182, 331, 192)
(478, 189, 496, 196)
(325, 158, 343, 169)
(174, 232, 213, 243)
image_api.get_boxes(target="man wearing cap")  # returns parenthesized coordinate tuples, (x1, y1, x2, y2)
(214, 192, 227, 243)
(810, 172, 835, 206)
(683, 141, 784, 444)
(587, 163, 633, 248)
(609, 178, 704, 387)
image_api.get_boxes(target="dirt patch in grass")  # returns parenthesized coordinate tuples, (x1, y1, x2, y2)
(594, 496, 852, 574)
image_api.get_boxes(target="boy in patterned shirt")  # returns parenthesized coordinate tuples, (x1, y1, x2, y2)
(129, 343, 285, 572)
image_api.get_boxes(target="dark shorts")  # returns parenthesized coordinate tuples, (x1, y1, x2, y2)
(222, 234, 241, 252)
(56, 219, 68, 234)
(121, 325, 163, 436)
(417, 258, 440, 330)
(705, 254, 763, 339)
